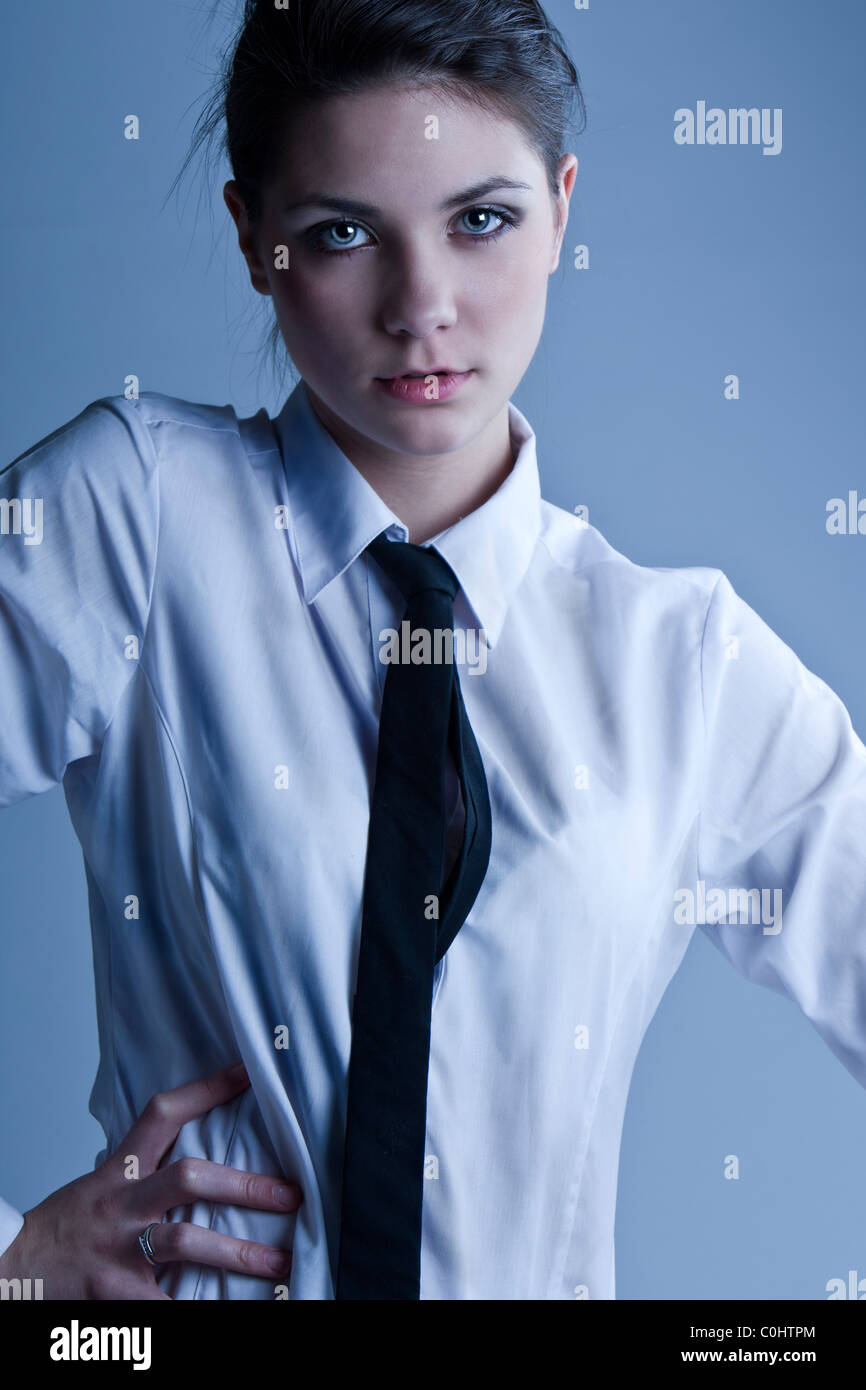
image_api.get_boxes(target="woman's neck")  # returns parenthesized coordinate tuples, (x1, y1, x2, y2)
(305, 388, 515, 544)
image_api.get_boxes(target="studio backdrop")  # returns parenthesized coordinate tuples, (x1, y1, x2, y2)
(1, 0, 865, 1299)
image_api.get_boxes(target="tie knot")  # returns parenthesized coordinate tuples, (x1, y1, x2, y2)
(366, 531, 460, 605)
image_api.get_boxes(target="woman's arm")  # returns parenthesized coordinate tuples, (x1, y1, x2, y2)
(696, 570, 866, 1087)
(0, 397, 159, 806)
(0, 403, 303, 1294)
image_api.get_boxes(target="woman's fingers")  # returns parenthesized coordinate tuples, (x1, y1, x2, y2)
(135, 1157, 303, 1223)
(106, 1065, 303, 1294)
(142, 1220, 293, 1280)
(95, 1278, 175, 1302)
(0, 1064, 300, 1299)
(120, 1062, 251, 1174)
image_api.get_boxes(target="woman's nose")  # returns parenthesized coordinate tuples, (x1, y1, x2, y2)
(378, 248, 458, 338)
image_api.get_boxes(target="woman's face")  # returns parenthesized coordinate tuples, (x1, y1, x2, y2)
(226, 82, 577, 460)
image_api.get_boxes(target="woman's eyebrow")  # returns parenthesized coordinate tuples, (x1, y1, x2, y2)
(281, 175, 533, 219)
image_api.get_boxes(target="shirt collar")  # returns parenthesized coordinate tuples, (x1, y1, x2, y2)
(272, 379, 541, 648)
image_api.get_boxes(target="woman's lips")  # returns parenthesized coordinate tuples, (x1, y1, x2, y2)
(374, 369, 474, 403)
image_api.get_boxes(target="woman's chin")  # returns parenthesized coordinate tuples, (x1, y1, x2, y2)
(371, 411, 485, 458)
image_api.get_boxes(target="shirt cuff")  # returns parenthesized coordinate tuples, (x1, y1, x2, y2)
(0, 1195, 25, 1258)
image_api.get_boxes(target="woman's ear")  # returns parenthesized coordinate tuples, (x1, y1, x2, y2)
(223, 181, 272, 296)
(549, 154, 578, 273)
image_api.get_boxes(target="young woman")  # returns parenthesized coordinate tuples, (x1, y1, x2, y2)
(1, 0, 864, 1302)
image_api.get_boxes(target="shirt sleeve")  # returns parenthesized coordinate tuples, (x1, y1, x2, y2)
(697, 570, 866, 1090)
(0, 397, 159, 807)
(0, 399, 159, 1252)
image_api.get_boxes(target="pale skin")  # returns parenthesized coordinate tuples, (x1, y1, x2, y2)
(225, 81, 578, 543)
(0, 1064, 301, 1298)
(0, 81, 577, 1298)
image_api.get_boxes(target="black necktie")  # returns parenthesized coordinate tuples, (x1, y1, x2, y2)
(335, 531, 493, 1299)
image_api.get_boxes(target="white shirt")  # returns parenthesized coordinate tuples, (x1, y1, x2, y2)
(2, 379, 865, 1299)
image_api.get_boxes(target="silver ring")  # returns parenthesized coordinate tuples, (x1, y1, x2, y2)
(138, 1222, 161, 1266)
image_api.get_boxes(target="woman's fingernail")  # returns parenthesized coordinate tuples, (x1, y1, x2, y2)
(266, 1249, 292, 1275)
(273, 1183, 298, 1207)
(226, 1061, 247, 1079)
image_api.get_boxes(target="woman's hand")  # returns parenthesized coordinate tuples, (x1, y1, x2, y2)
(0, 1061, 303, 1299)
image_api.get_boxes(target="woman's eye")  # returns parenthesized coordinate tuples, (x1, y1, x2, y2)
(458, 207, 508, 237)
(308, 220, 373, 253)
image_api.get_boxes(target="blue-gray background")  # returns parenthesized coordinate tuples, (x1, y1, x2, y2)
(2, 0, 864, 1299)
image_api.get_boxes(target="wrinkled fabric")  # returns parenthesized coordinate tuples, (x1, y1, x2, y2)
(1, 379, 865, 1299)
